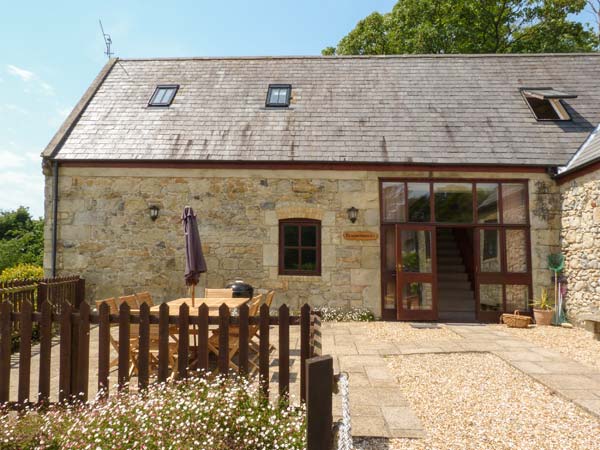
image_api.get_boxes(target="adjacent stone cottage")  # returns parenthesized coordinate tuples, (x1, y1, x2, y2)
(42, 54, 600, 323)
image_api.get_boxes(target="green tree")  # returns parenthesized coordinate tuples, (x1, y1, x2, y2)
(323, 0, 598, 55)
(0, 207, 44, 273)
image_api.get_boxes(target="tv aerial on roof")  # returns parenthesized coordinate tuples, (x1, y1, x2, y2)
(99, 20, 113, 59)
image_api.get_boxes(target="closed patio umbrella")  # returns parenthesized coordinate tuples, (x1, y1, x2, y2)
(182, 206, 207, 307)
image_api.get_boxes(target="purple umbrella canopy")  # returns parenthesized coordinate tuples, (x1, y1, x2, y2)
(182, 206, 207, 287)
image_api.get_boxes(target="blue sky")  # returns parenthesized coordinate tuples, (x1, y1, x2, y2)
(0, 0, 597, 218)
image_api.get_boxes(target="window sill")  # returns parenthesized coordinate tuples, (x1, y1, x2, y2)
(278, 274, 322, 282)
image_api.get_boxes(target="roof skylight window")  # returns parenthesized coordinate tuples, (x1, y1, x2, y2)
(266, 84, 291, 107)
(149, 85, 179, 107)
(521, 87, 575, 121)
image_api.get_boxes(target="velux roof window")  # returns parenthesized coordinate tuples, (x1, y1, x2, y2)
(521, 87, 576, 121)
(266, 84, 291, 107)
(149, 85, 179, 107)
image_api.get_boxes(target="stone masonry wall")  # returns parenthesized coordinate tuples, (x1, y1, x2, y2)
(44, 167, 560, 317)
(560, 168, 600, 322)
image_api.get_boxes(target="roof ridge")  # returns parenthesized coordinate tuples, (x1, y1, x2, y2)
(116, 53, 600, 62)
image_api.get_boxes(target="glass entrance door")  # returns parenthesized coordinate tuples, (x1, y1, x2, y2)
(396, 225, 437, 321)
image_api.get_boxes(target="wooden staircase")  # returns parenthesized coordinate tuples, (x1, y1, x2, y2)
(436, 229, 477, 322)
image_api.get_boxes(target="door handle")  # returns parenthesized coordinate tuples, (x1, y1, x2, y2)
(397, 264, 403, 273)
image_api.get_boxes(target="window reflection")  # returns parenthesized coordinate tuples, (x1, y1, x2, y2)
(477, 183, 499, 223)
(403, 282, 433, 310)
(503, 184, 527, 224)
(382, 182, 406, 223)
(408, 183, 430, 222)
(434, 183, 473, 223)
(401, 230, 432, 273)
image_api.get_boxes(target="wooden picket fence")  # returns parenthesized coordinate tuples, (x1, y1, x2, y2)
(0, 300, 322, 409)
(0, 276, 82, 339)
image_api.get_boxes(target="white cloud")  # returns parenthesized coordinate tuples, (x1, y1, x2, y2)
(0, 170, 44, 218)
(7, 64, 35, 82)
(0, 148, 44, 217)
(6, 64, 54, 96)
(0, 103, 28, 115)
(0, 150, 27, 169)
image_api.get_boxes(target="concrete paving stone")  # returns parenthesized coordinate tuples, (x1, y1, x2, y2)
(351, 415, 389, 438)
(338, 355, 387, 369)
(559, 389, 600, 401)
(458, 342, 503, 352)
(494, 339, 537, 348)
(508, 360, 550, 375)
(389, 428, 427, 439)
(494, 350, 549, 362)
(365, 367, 397, 386)
(330, 345, 359, 356)
(350, 387, 409, 408)
(577, 399, 600, 416)
(344, 403, 384, 417)
(355, 346, 385, 355)
(535, 361, 595, 375)
(347, 372, 371, 387)
(535, 374, 600, 391)
(381, 406, 423, 430)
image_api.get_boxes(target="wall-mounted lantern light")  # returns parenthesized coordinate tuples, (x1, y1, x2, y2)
(149, 205, 160, 221)
(347, 206, 359, 223)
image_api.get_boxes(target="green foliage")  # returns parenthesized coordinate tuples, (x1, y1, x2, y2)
(531, 287, 554, 310)
(1, 375, 306, 449)
(323, 0, 598, 55)
(0, 207, 44, 273)
(0, 263, 44, 282)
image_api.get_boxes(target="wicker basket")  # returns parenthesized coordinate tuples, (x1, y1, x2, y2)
(500, 310, 532, 328)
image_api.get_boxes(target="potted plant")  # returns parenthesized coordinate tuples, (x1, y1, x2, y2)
(530, 288, 554, 326)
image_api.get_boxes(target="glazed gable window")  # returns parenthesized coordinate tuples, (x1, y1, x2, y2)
(279, 219, 321, 276)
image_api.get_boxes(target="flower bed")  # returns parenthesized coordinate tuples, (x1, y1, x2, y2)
(1, 375, 305, 449)
(314, 306, 375, 322)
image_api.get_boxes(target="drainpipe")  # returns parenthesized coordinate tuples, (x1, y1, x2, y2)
(51, 160, 59, 277)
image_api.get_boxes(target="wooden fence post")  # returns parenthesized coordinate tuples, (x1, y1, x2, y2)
(98, 302, 110, 397)
(306, 355, 334, 450)
(0, 301, 12, 404)
(300, 304, 311, 402)
(59, 301, 72, 402)
(76, 302, 90, 401)
(75, 278, 85, 309)
(37, 282, 47, 312)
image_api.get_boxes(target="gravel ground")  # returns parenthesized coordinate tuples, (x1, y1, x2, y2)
(355, 353, 600, 450)
(492, 324, 600, 372)
(365, 322, 462, 344)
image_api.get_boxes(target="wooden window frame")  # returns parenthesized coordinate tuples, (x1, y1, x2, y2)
(278, 219, 321, 276)
(379, 178, 532, 320)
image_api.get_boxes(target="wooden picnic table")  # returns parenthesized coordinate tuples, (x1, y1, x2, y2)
(149, 297, 249, 315)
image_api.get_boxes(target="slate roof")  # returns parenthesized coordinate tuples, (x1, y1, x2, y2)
(561, 124, 600, 174)
(44, 54, 600, 167)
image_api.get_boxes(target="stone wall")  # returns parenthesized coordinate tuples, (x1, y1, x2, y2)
(560, 168, 600, 322)
(44, 167, 560, 317)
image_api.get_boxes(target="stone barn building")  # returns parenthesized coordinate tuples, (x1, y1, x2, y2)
(41, 54, 600, 323)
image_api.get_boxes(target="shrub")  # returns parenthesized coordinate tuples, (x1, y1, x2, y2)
(0, 263, 44, 283)
(0, 375, 306, 449)
(315, 306, 375, 322)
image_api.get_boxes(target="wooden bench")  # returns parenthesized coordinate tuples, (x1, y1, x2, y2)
(581, 314, 600, 340)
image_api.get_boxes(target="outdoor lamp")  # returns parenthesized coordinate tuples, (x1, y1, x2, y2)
(149, 205, 160, 221)
(347, 206, 358, 223)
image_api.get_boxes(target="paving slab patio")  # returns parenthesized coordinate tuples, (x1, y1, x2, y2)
(323, 321, 600, 438)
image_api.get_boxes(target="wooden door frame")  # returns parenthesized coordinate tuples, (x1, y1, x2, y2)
(395, 224, 438, 321)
